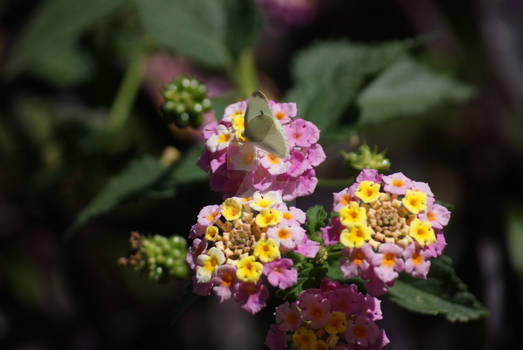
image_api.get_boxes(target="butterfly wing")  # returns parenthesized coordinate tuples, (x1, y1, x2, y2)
(244, 91, 289, 159)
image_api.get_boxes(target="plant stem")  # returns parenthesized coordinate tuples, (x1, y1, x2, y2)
(230, 48, 259, 99)
(108, 49, 148, 131)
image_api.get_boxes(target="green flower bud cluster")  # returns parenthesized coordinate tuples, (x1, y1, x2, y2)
(341, 144, 391, 171)
(161, 77, 212, 128)
(119, 232, 188, 281)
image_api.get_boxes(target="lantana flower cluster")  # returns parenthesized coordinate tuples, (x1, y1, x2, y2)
(322, 169, 450, 295)
(186, 191, 319, 314)
(197, 99, 325, 201)
(265, 278, 389, 350)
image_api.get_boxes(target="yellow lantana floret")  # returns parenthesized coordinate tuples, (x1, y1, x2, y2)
(196, 247, 225, 283)
(325, 312, 347, 335)
(355, 181, 381, 203)
(253, 238, 281, 263)
(409, 218, 436, 246)
(236, 256, 263, 283)
(255, 208, 283, 228)
(340, 223, 371, 248)
(402, 190, 427, 214)
(205, 225, 220, 241)
(293, 327, 317, 350)
(221, 198, 242, 221)
(338, 202, 367, 226)
(250, 191, 282, 211)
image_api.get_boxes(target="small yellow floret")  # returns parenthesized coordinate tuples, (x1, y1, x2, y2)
(338, 202, 367, 226)
(340, 223, 371, 248)
(205, 225, 219, 241)
(311, 340, 329, 350)
(325, 312, 347, 335)
(221, 198, 242, 221)
(409, 218, 436, 246)
(232, 114, 244, 132)
(355, 181, 381, 203)
(293, 327, 317, 350)
(255, 209, 283, 227)
(196, 247, 225, 283)
(402, 190, 427, 214)
(254, 238, 280, 263)
(236, 256, 263, 283)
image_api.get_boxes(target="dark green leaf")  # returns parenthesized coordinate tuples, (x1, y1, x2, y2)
(67, 155, 172, 236)
(388, 255, 489, 322)
(357, 56, 474, 124)
(5, 0, 126, 84)
(285, 40, 413, 131)
(304, 205, 328, 240)
(506, 206, 523, 278)
(135, 0, 232, 68)
(223, 0, 261, 58)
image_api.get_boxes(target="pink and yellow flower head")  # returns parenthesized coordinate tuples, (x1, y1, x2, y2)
(198, 98, 325, 201)
(323, 169, 451, 295)
(187, 191, 316, 314)
(265, 279, 389, 350)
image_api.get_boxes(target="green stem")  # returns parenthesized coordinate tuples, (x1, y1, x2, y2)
(317, 177, 355, 189)
(230, 49, 259, 99)
(108, 49, 148, 131)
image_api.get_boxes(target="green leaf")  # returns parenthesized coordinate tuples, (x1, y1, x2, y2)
(135, 0, 232, 69)
(506, 206, 523, 278)
(304, 205, 328, 240)
(285, 40, 413, 131)
(67, 155, 172, 236)
(5, 0, 126, 83)
(357, 56, 474, 124)
(388, 255, 489, 322)
(222, 0, 261, 59)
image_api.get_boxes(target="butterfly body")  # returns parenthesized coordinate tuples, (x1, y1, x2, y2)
(244, 91, 289, 159)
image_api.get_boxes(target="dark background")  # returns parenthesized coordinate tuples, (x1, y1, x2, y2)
(1, 0, 522, 349)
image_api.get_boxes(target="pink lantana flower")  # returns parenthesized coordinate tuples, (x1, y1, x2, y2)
(300, 293, 332, 328)
(275, 302, 301, 331)
(211, 265, 237, 302)
(412, 181, 434, 197)
(403, 244, 432, 279)
(333, 188, 355, 212)
(266, 279, 388, 350)
(265, 324, 287, 350)
(382, 172, 412, 195)
(321, 216, 343, 246)
(233, 281, 269, 315)
(267, 223, 305, 250)
(372, 243, 404, 283)
(198, 98, 325, 200)
(427, 232, 447, 258)
(419, 197, 451, 230)
(197, 205, 221, 226)
(340, 244, 374, 278)
(263, 258, 298, 289)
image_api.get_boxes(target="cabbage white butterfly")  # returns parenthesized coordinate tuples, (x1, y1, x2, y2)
(244, 90, 290, 159)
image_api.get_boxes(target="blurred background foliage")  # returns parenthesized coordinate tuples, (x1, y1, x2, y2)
(0, 0, 522, 349)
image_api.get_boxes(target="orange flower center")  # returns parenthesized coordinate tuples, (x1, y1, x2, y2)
(392, 179, 403, 187)
(275, 111, 285, 120)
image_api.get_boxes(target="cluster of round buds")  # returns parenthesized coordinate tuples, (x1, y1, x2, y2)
(321, 169, 450, 295)
(161, 76, 212, 128)
(197, 98, 325, 201)
(118, 232, 188, 281)
(186, 191, 320, 314)
(265, 278, 389, 350)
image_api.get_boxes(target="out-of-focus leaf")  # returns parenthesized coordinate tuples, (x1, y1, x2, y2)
(5, 0, 126, 84)
(147, 146, 207, 198)
(506, 207, 523, 278)
(67, 156, 171, 236)
(285, 40, 413, 131)
(388, 255, 489, 322)
(304, 205, 328, 240)
(223, 0, 261, 59)
(28, 41, 94, 87)
(135, 0, 232, 69)
(357, 57, 473, 124)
